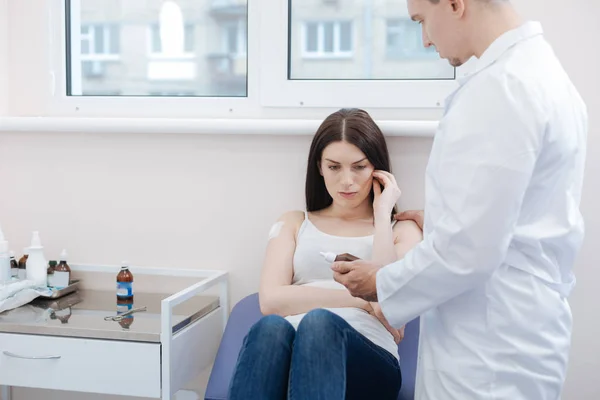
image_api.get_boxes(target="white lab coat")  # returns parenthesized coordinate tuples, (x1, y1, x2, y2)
(377, 22, 587, 400)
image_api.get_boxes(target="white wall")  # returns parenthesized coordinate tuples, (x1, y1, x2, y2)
(0, 0, 8, 114)
(0, 1, 598, 400)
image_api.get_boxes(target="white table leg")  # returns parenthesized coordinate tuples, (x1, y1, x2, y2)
(219, 279, 229, 332)
(1, 385, 11, 400)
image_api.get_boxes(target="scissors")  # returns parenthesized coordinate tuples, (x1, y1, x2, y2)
(104, 306, 147, 321)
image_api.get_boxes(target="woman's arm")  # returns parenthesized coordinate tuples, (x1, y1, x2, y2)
(372, 215, 398, 266)
(371, 206, 423, 342)
(371, 170, 423, 265)
(372, 219, 424, 271)
(392, 220, 424, 260)
(259, 211, 370, 317)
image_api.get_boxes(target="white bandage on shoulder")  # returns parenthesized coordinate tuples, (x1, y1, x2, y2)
(268, 221, 285, 240)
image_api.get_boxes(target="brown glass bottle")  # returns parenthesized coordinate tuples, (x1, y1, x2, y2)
(116, 262, 134, 300)
(47, 260, 57, 287)
(54, 250, 71, 288)
(335, 253, 360, 262)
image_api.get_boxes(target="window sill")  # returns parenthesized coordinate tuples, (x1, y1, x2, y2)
(301, 53, 354, 60)
(0, 117, 437, 137)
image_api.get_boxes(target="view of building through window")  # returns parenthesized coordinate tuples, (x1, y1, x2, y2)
(68, 0, 248, 97)
(67, 0, 454, 97)
(288, 0, 454, 80)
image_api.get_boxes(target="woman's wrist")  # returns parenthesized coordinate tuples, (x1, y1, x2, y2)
(374, 211, 392, 225)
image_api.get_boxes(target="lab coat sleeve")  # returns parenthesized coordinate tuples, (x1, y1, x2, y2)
(377, 74, 545, 327)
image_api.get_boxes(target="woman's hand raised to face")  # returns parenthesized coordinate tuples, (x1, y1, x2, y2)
(372, 170, 402, 221)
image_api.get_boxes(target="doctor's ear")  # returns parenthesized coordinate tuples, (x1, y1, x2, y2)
(448, 0, 466, 17)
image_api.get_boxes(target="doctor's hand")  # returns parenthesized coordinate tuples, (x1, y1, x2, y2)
(394, 209, 424, 231)
(368, 302, 405, 344)
(372, 171, 402, 220)
(331, 259, 382, 302)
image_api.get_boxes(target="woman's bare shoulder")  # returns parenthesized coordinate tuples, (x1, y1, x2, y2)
(393, 219, 423, 242)
(272, 210, 306, 235)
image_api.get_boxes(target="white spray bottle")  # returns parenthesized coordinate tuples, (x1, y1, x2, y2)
(26, 231, 48, 286)
(0, 225, 11, 283)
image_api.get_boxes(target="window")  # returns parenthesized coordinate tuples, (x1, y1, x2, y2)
(258, 0, 473, 109)
(47, 0, 474, 118)
(78, 24, 120, 81)
(66, 0, 248, 97)
(222, 20, 247, 56)
(287, 0, 455, 81)
(386, 19, 436, 59)
(147, 21, 196, 82)
(80, 24, 120, 58)
(302, 21, 353, 58)
(148, 91, 196, 96)
(150, 23, 195, 55)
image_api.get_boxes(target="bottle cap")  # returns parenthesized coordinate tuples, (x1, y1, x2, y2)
(121, 261, 129, 269)
(30, 231, 43, 248)
(320, 251, 337, 263)
(9, 250, 15, 258)
(23, 247, 29, 255)
(60, 249, 68, 261)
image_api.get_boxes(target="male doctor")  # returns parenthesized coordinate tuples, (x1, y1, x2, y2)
(332, 0, 588, 399)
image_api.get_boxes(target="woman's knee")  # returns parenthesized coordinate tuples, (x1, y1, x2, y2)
(297, 309, 346, 336)
(247, 314, 295, 345)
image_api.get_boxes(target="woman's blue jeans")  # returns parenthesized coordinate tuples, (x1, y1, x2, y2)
(228, 309, 402, 400)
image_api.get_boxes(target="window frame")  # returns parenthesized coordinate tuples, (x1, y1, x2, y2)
(259, 0, 475, 109)
(53, 0, 253, 117)
(46, 0, 474, 119)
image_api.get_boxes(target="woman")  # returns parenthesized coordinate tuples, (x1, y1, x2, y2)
(228, 108, 423, 400)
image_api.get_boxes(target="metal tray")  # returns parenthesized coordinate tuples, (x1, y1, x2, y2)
(40, 279, 81, 299)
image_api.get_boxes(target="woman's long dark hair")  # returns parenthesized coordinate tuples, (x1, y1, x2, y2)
(305, 108, 396, 219)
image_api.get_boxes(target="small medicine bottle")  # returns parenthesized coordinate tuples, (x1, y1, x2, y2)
(116, 262, 134, 300)
(54, 250, 71, 288)
(320, 252, 360, 263)
(17, 248, 28, 280)
(10, 251, 18, 278)
(47, 261, 57, 287)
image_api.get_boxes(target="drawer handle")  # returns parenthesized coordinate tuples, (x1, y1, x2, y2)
(3, 351, 61, 360)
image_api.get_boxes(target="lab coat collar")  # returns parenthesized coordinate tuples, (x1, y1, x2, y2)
(444, 22, 543, 110)
(475, 21, 544, 73)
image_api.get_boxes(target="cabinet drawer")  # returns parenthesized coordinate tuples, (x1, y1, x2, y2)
(0, 333, 161, 398)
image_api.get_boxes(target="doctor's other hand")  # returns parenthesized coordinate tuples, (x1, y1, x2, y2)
(372, 170, 402, 219)
(332, 259, 382, 302)
(368, 302, 404, 344)
(394, 209, 424, 231)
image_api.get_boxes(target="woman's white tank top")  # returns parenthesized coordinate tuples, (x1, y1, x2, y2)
(284, 211, 399, 360)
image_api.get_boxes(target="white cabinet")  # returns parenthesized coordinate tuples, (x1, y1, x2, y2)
(0, 334, 161, 398)
(0, 265, 229, 400)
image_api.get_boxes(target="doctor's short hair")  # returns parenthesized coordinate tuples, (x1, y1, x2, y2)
(305, 108, 396, 218)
